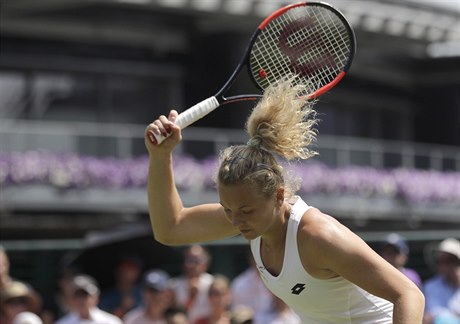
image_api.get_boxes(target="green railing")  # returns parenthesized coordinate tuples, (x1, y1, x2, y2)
(1, 119, 459, 171)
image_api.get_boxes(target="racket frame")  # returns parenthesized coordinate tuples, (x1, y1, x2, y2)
(247, 1, 356, 100)
(151, 1, 356, 144)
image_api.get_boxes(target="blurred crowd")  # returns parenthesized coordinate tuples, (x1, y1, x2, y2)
(0, 237, 459, 324)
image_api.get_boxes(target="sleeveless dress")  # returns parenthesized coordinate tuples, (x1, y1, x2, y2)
(250, 197, 393, 324)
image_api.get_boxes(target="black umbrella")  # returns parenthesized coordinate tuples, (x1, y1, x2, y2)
(62, 223, 183, 290)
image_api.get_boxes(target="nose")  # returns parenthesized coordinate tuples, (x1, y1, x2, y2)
(230, 213, 243, 227)
(231, 216, 240, 227)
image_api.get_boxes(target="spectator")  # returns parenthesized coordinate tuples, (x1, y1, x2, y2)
(380, 233, 422, 288)
(12, 312, 43, 324)
(229, 307, 253, 324)
(172, 245, 213, 323)
(194, 275, 232, 324)
(0, 280, 42, 324)
(41, 265, 80, 324)
(55, 275, 122, 324)
(253, 294, 300, 324)
(165, 307, 189, 324)
(123, 269, 174, 324)
(230, 252, 271, 317)
(0, 246, 13, 291)
(423, 238, 460, 324)
(98, 255, 143, 318)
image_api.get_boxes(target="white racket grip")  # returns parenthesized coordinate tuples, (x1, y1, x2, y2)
(154, 96, 220, 145)
(176, 96, 220, 129)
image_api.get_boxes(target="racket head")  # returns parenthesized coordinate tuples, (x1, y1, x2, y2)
(247, 2, 356, 99)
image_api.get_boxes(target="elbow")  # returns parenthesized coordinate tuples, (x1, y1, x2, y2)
(153, 233, 170, 246)
(415, 286, 425, 309)
(391, 279, 425, 304)
(151, 227, 183, 246)
(412, 286, 425, 320)
(403, 281, 425, 307)
(399, 282, 425, 313)
(409, 280, 425, 306)
(154, 234, 181, 246)
(151, 230, 172, 246)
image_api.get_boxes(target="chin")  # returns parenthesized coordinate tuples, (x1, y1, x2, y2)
(240, 231, 258, 241)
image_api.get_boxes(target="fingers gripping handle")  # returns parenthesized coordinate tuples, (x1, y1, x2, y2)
(153, 96, 220, 145)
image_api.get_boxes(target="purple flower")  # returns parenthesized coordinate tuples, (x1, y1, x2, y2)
(1, 151, 459, 205)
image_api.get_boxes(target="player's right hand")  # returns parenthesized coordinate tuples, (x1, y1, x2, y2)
(145, 110, 182, 154)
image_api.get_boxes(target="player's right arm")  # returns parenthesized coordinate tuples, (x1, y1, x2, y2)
(145, 110, 239, 245)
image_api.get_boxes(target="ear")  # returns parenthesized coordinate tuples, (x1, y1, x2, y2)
(276, 186, 285, 206)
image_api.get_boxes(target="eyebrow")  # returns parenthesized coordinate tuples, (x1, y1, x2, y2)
(219, 202, 252, 210)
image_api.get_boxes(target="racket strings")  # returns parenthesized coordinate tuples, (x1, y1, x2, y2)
(250, 5, 353, 94)
(306, 8, 348, 85)
(252, 24, 291, 88)
(280, 7, 348, 80)
(285, 6, 350, 72)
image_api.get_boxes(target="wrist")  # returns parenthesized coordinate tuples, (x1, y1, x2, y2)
(149, 149, 172, 160)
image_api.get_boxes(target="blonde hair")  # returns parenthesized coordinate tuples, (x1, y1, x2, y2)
(246, 76, 317, 160)
(217, 76, 318, 198)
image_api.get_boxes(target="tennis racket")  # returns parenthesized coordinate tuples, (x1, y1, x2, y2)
(150, 1, 356, 145)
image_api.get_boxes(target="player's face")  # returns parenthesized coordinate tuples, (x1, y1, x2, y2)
(218, 182, 281, 240)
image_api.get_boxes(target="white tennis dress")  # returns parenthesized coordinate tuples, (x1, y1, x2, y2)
(250, 197, 393, 324)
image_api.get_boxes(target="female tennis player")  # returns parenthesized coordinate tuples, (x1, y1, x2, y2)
(144, 78, 424, 324)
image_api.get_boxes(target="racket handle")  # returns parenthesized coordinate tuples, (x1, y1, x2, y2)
(153, 96, 220, 145)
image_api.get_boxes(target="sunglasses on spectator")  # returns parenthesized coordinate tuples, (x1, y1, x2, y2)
(5, 297, 28, 306)
(146, 287, 164, 294)
(184, 256, 206, 265)
(209, 289, 226, 296)
(437, 256, 459, 265)
(73, 289, 90, 298)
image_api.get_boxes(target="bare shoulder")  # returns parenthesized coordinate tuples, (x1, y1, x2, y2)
(298, 208, 350, 245)
(296, 208, 359, 278)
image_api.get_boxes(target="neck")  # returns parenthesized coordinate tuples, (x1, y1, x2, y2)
(186, 273, 201, 280)
(79, 308, 91, 319)
(117, 281, 134, 291)
(146, 307, 164, 320)
(0, 276, 10, 289)
(211, 306, 227, 316)
(261, 202, 290, 247)
(209, 311, 230, 323)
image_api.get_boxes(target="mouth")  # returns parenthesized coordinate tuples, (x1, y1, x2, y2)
(239, 228, 251, 234)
